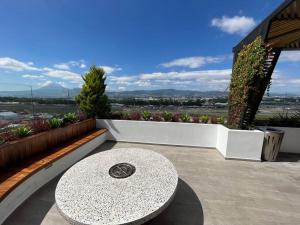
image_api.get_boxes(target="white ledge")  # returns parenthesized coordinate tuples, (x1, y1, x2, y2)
(97, 119, 264, 161)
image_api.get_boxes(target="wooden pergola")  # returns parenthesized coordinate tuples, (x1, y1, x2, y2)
(233, 0, 300, 79)
(228, 0, 300, 129)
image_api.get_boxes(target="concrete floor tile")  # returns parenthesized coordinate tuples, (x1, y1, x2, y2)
(3, 141, 300, 225)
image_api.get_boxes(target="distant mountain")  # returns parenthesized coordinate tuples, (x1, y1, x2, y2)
(0, 85, 228, 98)
(267, 92, 300, 97)
(0, 83, 72, 98)
(0, 84, 298, 99)
(34, 83, 69, 97)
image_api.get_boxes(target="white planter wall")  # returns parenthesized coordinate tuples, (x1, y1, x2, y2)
(217, 125, 264, 160)
(96, 120, 218, 148)
(216, 125, 228, 157)
(97, 120, 264, 161)
(226, 129, 264, 160)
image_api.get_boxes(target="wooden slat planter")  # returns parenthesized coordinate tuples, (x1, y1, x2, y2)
(0, 129, 108, 202)
(0, 118, 96, 168)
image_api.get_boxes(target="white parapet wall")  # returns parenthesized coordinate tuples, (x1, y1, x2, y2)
(216, 124, 229, 157)
(223, 128, 265, 161)
(97, 119, 265, 161)
(97, 119, 218, 147)
(0, 132, 108, 225)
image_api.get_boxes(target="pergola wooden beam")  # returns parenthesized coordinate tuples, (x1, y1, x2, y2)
(268, 20, 300, 39)
(233, 0, 300, 54)
(228, 0, 300, 129)
(268, 29, 300, 48)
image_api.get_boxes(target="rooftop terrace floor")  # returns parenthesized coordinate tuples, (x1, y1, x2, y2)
(3, 141, 300, 225)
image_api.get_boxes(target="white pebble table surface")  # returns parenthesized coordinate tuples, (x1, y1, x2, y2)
(55, 148, 178, 225)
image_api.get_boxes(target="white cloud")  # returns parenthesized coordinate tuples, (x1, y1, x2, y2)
(273, 77, 300, 85)
(107, 76, 135, 86)
(42, 67, 53, 72)
(118, 86, 126, 91)
(269, 70, 300, 91)
(107, 69, 232, 91)
(140, 69, 232, 80)
(45, 70, 82, 84)
(39, 80, 53, 87)
(80, 63, 86, 69)
(287, 79, 300, 84)
(109, 76, 134, 82)
(101, 66, 122, 74)
(53, 63, 70, 70)
(22, 74, 45, 79)
(0, 57, 40, 71)
(211, 16, 256, 35)
(53, 60, 86, 70)
(161, 56, 224, 69)
(0, 56, 88, 87)
(134, 80, 152, 87)
(279, 51, 300, 62)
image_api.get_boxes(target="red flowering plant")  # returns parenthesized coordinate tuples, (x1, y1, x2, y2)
(29, 118, 50, 133)
(192, 116, 200, 123)
(210, 116, 218, 124)
(78, 111, 88, 121)
(130, 112, 141, 121)
(0, 129, 18, 144)
(172, 113, 180, 122)
(152, 112, 162, 121)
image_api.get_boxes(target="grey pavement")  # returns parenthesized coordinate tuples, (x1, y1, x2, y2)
(3, 141, 300, 225)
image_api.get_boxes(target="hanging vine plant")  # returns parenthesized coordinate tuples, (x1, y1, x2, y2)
(228, 36, 269, 129)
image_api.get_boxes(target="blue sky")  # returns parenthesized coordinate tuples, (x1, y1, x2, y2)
(0, 0, 299, 94)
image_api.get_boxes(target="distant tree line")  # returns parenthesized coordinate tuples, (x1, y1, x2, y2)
(110, 98, 206, 106)
(0, 97, 76, 105)
(0, 95, 230, 107)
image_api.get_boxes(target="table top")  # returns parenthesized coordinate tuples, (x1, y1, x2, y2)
(55, 148, 178, 225)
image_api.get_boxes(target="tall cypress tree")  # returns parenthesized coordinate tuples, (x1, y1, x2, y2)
(76, 66, 111, 118)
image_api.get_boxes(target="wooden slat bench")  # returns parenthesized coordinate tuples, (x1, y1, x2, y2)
(0, 128, 108, 203)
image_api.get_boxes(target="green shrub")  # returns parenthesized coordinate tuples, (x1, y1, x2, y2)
(217, 116, 225, 125)
(121, 112, 130, 120)
(142, 111, 151, 121)
(180, 113, 191, 123)
(76, 66, 111, 118)
(49, 118, 64, 128)
(0, 137, 5, 145)
(110, 111, 122, 119)
(14, 126, 33, 137)
(268, 111, 300, 127)
(201, 115, 209, 124)
(162, 111, 173, 122)
(63, 112, 77, 124)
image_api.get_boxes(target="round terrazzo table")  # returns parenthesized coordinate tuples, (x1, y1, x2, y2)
(55, 148, 178, 225)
